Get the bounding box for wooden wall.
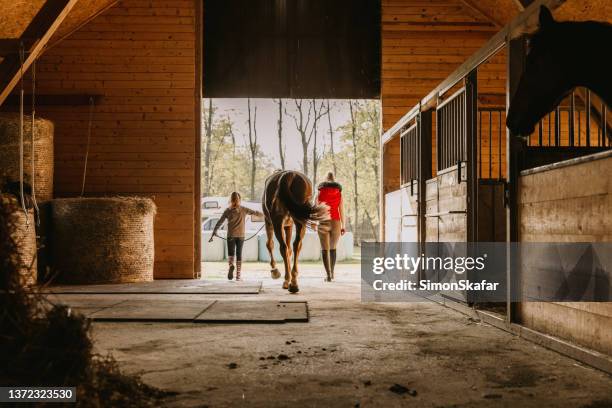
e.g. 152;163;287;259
35;0;199;279
518;151;612;354
381;0;510;132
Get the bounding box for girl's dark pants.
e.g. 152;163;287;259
227;237;244;261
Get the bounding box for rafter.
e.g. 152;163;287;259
0;0;79;106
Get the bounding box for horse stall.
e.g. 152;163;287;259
380;0;611;368
518;150;612;355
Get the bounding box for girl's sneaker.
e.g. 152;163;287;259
228;265;235;280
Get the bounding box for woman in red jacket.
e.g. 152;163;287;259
316;172;345;281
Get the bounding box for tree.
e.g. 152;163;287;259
287;99;313;176
319;99;381;242
326;100;338;176
348;100;359;242
311;99;328;184
275;99;286;170
246;98;258;200
202;99;215;196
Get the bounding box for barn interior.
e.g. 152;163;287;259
0;0;611;406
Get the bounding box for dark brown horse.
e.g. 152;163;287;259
262;170;328;293
507;6;612;136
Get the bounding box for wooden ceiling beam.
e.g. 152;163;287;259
0;0;79;106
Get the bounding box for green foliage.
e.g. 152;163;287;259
201;99;381;240
319;100;380;240
202;112;275;201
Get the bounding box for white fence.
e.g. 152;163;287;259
201;230;354;262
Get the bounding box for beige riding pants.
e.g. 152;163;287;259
318;219;342;250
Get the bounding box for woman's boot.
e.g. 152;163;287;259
321;250;332;281
330;249;337;280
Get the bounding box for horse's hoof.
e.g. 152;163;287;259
288;285;299;294
271;269;281;279
325;277;333;282
282;281;289;289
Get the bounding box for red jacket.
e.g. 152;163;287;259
318;182;342;221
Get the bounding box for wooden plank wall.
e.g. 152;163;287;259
381;0;504;132
518;152;612;354
35;0;198;279
425;165;467;242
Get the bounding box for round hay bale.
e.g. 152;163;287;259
0;194;37;286
51;197;156;284
0;113;54;201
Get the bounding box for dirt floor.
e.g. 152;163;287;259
89;261;612;407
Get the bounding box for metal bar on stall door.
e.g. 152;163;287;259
548;113;552;146
577;99;582;146
478;110;482;178
450;102;454;167
490;111;493;177
586;90;591;147
555;107;561;146
498;110;502;180
538;120;543;146
569;92;575;146
453;99;457;165
603;103;607;147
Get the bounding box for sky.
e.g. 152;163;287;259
208;98;374;170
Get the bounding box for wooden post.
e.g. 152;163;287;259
465;70;478;243
418;108;433;248
506;36;527;323
194;0;203;279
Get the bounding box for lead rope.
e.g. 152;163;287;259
80;97;94;196
31;59;40;225
18;43;29;227
212;223;265;242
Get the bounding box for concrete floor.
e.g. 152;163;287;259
90;262;612;407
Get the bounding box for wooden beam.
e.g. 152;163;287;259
0;94;103;109
0;0;79;106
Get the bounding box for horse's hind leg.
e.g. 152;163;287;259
283;224;293;288
265;220;281;279
273;222;291;290
289;221;306;294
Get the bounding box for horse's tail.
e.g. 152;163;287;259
276;172;329;225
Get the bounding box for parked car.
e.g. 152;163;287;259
201;199;264;233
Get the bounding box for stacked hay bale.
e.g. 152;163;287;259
0;113;54;201
51;197;156;284
0;195;37;287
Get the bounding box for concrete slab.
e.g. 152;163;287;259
46;294;128;317
45;280;262;295
194;300;309;323
88;299;216;322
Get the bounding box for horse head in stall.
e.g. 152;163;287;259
262;170;329;293
506;6;612;136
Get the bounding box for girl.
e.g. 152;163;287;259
210;192;263;281
316;172;345;281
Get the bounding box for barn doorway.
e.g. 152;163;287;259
200;0;382;280
199;98;381;281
